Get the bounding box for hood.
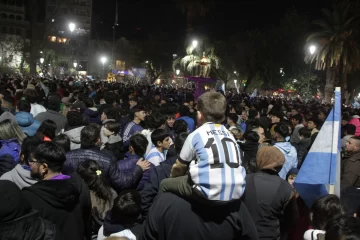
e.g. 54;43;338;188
0;111;16;122
256;146;285;171
15;112;35;127
64;126;84;144
1;164;38;189
274;142;293;154
22;173;83;209
107;134;122;144
83;108;99;118
103;211;141;237
239;141;259;152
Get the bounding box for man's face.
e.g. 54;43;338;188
101;112;107;121
291;110;298;116
342;120;349;126
319;112;326;121
271;115;280;124
291;118;298;127
287;175;296;187
227;117;232;125
256;127;265;143
159;136;171;150
155;95;160;101
29;157;44;180
307;121;315;130
129;100;137;108
345;138;360;152
160;100;166;105
135;110;146;121
241;111;247;120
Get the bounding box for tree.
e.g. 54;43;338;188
306;0;360;103
0;34;29;73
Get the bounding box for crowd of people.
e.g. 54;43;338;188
0;75;360;240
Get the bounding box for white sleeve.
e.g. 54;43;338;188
179;135;195;163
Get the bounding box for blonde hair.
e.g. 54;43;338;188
0;119;26;144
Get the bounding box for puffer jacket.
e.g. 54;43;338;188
64;126;85;150
64;148;143;193
118;152;154;191
82;108;101;125
15;111;40;136
274;142;298;179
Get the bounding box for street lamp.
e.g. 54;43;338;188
192;40;198;49
234;71;237;74
40;57;44;64
307;45;316;97
176;69;180;75
100;56;107;79
145;60;149;64
73;61;78;68
69;23;76;32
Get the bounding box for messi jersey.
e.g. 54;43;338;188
179;122;246;201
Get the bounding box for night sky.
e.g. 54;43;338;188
92;0;330;41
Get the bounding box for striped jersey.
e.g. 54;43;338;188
179;122;246;201
145;147;165;166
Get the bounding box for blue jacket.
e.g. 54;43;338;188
177;116;195;133
15;111;40;136
140;155;177;218
117;152;155;191
64;147;143;193
274;142;298;179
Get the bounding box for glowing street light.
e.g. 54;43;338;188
176;69;180;75
234;71;237;74
100;57;107;79
309;45;316;55
69;23;76;32
145;60;149;64
73;61;78;68
192;40;198;49
234;80;237;84
40;57;44;64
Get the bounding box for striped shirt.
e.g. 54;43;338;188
145;147;165;166
122;121;143;147
179;122;246;201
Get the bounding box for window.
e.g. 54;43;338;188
15;28;21;35
1;13;7;19
9;27;15;34
9;14;15;20
16;15;22;21
1;26;6;33
47;6;56;13
57;38;67;43
48;36;57;42
15;0;22;7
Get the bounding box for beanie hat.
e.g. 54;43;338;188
256;146;285;171
0;180;31;223
67;111;83;127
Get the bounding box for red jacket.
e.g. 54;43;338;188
349;117;360;136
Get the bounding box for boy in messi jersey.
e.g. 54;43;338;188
160;92;246;201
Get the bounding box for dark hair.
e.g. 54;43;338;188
47;94;61;112
325;216;360;240
82;97;94;108
270;109;283;119
345;124;357;136
52;134;71;153
111;190;141;225
173;120;188;135
81;124;101;148
21;136;43;165
151;129;170;146
197;92;226;123
309;118;324;129
129;134;148;156
104;108;119;121
105;121;120;134
17;100;31;112
311;194;345;230
104;92;115;105
274;123;289;138
129;96;138;103
77;160;114;208
67;111;83;127
244;131;260;143
23;89;38;103
175;132;189;154
33;142;66;172
178;105;190;117
291;113;303;123
35;120;57;140
228;113;239;124
299;127;311;138
248;109;259;119
145;112;166;129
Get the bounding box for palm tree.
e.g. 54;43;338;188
173;42;220;78
306;0;360;103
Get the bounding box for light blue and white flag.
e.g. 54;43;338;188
250;88;257;98
294;87;341;208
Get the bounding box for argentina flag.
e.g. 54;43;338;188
294;87;341;208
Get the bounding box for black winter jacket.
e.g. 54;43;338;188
140;155;177;218
239;141;259;173
0;210;59;240
64;147;143;192
22;173;91;240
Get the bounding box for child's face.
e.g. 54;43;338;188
287;175;296;187
159;137;171;150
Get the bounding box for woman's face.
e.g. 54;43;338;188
167;117;175;128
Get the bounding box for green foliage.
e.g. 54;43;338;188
282;69;320;96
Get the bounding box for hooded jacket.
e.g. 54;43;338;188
64;126;85;150
0;164;37;189
102;134;125;160
82;108;101;125
242;146;296;240
274;142;298;179
176;116;195;132
15;111;40;136
22;173;92;240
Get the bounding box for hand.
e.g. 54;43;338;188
136;158;151;171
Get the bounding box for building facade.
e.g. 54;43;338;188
0;0;31;71
44;0;92;75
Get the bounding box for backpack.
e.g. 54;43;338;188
0;139;21;163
